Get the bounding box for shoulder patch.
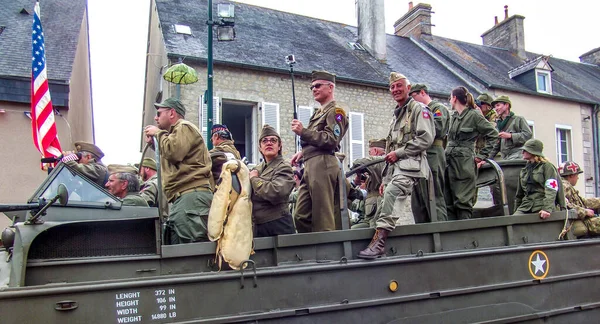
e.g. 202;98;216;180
335;108;346;118
422;110;430;119
545;179;558;191
333;124;341;137
433;109;442;117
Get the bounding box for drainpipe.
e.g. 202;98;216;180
592;104;600;195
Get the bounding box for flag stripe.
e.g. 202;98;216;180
31;1;62;168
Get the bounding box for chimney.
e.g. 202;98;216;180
393;2;433;39
579;47;600;65
481;6;526;58
357;0;386;61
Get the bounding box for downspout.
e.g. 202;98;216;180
593;104;600;196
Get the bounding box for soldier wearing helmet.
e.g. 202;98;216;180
559;161;600;238
514;139;564;218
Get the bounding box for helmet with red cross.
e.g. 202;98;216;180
559;161;583;177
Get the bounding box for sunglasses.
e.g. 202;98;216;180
310;83;329;90
261;138;279;144
156;109;170;117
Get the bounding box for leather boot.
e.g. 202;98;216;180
357;228;389;260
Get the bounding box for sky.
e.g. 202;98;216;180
87;0;600;165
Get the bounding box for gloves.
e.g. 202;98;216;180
61;153;80;163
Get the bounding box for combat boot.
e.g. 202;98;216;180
357;228;389;259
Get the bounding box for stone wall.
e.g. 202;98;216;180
581;105;597;197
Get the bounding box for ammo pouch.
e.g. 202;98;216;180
398;158;420;172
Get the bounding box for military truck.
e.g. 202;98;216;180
0;158;598;323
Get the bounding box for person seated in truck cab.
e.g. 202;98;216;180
559;161;600;238
514;139;564;218
106;165;149;207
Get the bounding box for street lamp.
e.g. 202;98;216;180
205;1;235;149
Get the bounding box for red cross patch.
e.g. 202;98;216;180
566;162;578;173
545;179;558;191
422;111;430;119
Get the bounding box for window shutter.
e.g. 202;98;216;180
297;106;314;127
199;95;220;140
349;112;365;162
261;102;280;133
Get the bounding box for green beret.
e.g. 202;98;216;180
74;141;104;159
141;157;157;171
491;95;511;107
368;138;386;149
107;164;139;175
311;70;336;84
409;83;428;95
154;97;186;117
389;72;407;85
477;93;494;106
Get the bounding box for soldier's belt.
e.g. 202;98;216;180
447;140;474;147
170;185;211;203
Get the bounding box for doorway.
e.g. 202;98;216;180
221;100;257;163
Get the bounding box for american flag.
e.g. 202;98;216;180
31;1;62;166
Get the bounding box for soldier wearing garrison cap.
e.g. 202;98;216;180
105;165;148;207
209;124;241;188
475;93;498;154
488;95;532;160
409;83;450;223
559;161;600;238
144;97;213;244
358;72;435;259
514;139;564;217
350;139;387;229
290;70;349;233
139;157;159;207
249;125;296;237
61;141;108;187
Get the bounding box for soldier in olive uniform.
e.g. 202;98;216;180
144;97;213;244
61;141;108;187
445;87;499;220
105;165;148;207
139;157;158;206
209;124;241;188
409;83;449;222
351;139;386;229
250;125;296;237
475;93;498;155
514;139;563;218
559;161;600;238
357;73;435;259
290;70;349;232
488;95;532;160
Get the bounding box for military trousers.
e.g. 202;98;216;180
375;174;416;231
164;189;213;245
411;145;447;222
445;152;476;220
294;154;340;232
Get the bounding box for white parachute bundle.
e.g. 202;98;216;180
208;160;254;270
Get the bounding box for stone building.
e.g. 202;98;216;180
0;0;93;203
142;0;600;196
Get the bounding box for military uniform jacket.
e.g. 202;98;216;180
140;174;159;206
489;114;532;160
475;109;498;154
250;155;295;224
65;160;108;187
351;156;385;195
428;100;450;142
300;101;349;161
384;98;434;182
446;108;498;160
155;119;212;202
210;140;241;183
515;161;561;213
122;193;149;207
562;179;600;219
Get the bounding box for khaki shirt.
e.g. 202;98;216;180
489;114;532;160
250;155;295;224
515;161;559;213
446;107;498;160
122;192;149;207
140;174;159;206
209;140;241;185
384;98;434;182
300;101;349;161
155;119;212;202
65;160;108;187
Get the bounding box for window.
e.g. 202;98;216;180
198;95;221;141
555;125;572;164
536;70;552;94
527;120;535;136
297;106;315;152
174;24;192;35
349;112;365;163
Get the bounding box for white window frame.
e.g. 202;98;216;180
555;124;572;165
261;102;280;133
527;120;535;137
349;112;365;163
536;70;552;94
296;105;315;152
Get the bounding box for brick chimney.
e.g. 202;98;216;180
393;2;433;38
481;5;526;58
579;47;600;65
357;0;386;61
